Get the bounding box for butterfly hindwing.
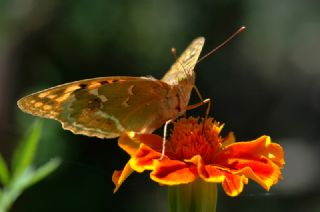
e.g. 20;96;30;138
18;77;180;138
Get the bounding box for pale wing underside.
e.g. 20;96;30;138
18;76;179;139
161;37;205;85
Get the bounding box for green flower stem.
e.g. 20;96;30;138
168;180;217;212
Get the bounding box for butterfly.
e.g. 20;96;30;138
17;37;205;139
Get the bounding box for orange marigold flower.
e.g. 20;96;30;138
112;117;285;197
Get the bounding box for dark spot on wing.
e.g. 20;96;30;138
79;84;88;89
42;97;52;103
74;83;88;92
99;81;109;85
88;98;102;111
99;79;120;84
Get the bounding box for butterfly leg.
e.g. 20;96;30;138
192;85;211;117
160;119;173;160
186;98;211;118
202;98;211;133
186;98;211;134
192;85;212;132
193;85;204;101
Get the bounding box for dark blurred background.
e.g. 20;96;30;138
1;0;320;211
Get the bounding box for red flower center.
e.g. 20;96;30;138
166;118;223;163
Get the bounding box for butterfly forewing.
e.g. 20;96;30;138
18;77;180;138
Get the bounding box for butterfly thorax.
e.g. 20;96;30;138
161;60;196;111
176;79;195;115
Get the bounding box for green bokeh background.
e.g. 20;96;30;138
1;0;320;211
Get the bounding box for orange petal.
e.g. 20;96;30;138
216;135;284;167
214;135;284;190
112;162;134;193
228;159;282;190
118;132;163;157
186;155;225;183
221;132;236;148
188;156;248;197
150;159;197;185
221;172;248;197
130;144;162;172
137;134;163;151
118;132;141;156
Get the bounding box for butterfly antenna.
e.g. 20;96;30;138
192;85;211;134
197;26;246;64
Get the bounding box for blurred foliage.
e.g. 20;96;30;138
0;121;60;212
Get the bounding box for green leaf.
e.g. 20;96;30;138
0;120;61;212
0;168;35;212
0;154;10;186
11;120;42;178
27;158;61;188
